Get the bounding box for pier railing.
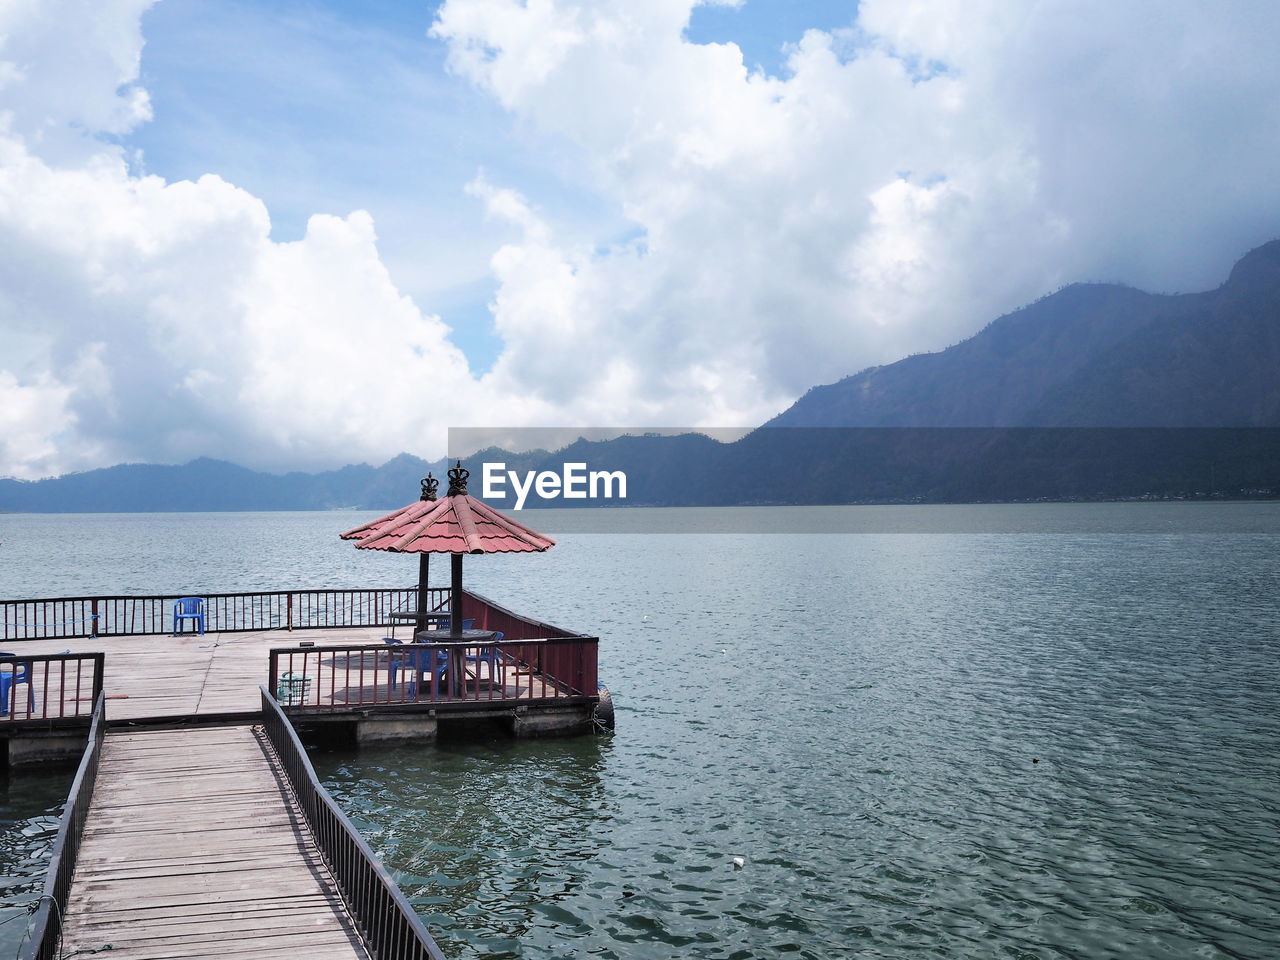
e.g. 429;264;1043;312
461;589;599;695
0;652;105;725
19;693;106;960
266;588;598;710
260;688;447;960
0;587;450;640
268;633;598;711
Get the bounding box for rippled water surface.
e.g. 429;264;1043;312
318;525;1280;959
0;770;73;956
2;506;1279;958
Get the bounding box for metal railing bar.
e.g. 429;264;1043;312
18;692;107;960
0;653;104;725
1;587;451;640
259;687;446;960
266;636;599;710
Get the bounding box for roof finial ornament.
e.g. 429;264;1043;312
447;460;469;497
420;473;438;501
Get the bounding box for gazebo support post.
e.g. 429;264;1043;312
450;553;464;636
416;553;430;617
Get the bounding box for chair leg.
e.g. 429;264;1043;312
0;677;33;716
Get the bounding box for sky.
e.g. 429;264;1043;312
2;0;1280;479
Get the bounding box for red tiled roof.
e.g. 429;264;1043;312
339;494;555;554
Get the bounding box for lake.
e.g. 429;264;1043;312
2;504;1279;958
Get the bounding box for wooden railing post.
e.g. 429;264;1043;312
91;653;105;703
287;593;294;632
90;599;99;639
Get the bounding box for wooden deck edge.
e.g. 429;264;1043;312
284;694;599;717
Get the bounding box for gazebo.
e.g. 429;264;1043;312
339;461;556;639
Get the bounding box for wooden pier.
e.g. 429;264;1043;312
17;688;447;960
2;587;606;959
2;586;607;960
5;625;404;723
60;725;369;960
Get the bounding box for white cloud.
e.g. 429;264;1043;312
0;0;154;160
0;128;493;474
0;369;79;477
2;0;1280;478
0;1;495;478
433;0;1280;393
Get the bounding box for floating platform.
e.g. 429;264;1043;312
1;588;607;764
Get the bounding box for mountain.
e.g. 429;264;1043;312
4;239;1279;512
770;239;1280;428
0;454;449;513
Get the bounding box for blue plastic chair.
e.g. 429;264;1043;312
0;653;34;716
465;630;505;680
388;646;448;697
173;597;206;636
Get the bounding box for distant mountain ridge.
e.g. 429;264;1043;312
3;238;1279;511
770;239;1280;428
0;454;450;513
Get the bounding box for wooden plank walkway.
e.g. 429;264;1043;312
9;626;556;722
59;725;371;960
